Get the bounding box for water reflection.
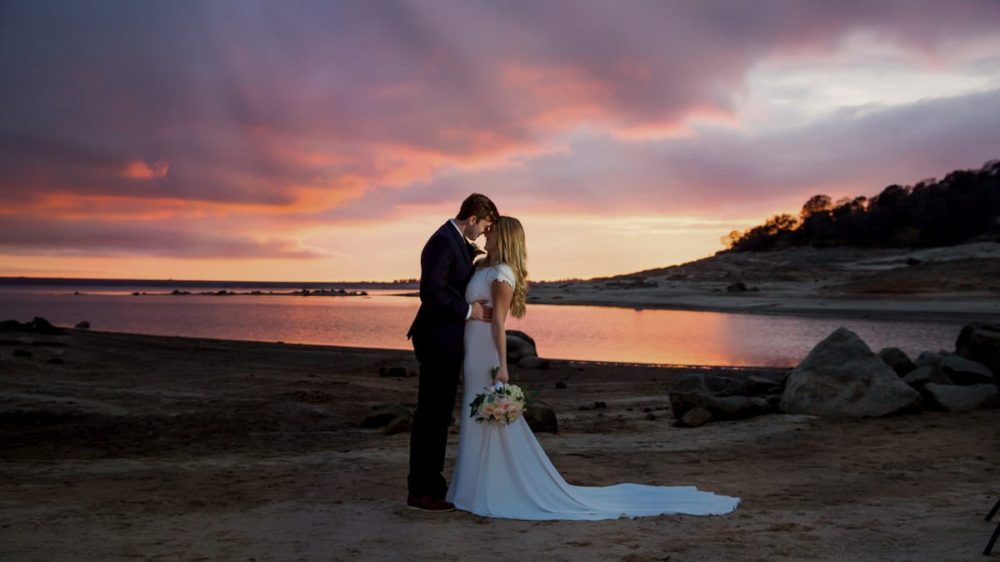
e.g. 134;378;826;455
508;305;961;367
0;289;964;367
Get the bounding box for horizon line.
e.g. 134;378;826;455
0;273;598;285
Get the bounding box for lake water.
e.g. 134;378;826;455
0;285;965;367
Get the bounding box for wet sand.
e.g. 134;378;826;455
1;329;998;561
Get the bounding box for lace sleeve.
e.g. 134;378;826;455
492;264;517;288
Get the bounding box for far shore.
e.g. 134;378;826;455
525;291;1000;323
526;242;1000;324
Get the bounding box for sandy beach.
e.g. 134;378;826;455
2;328;998;561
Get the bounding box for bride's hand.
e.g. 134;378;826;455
494;365;510;384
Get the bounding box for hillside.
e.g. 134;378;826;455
529;242;1000;321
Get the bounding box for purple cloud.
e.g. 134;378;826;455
1;0;999;264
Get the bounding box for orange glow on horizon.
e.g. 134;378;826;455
0;211;758;282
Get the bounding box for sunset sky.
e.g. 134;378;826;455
2;1;1000;281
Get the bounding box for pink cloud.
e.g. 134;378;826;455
2;0;999;275
121;160;170;180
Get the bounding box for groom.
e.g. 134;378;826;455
406;193;498;512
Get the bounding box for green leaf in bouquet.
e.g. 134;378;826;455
469;394;485;418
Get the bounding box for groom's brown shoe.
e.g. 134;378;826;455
406;494;455;512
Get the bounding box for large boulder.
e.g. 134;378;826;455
878;347;916;376
780;328;921;417
506;330;538;363
956;323;1000;377
939;355;994;386
923;383;1000;412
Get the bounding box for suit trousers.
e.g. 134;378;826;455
407;345;462;498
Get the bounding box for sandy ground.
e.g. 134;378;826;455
530;243;1000;322
1;329;999;561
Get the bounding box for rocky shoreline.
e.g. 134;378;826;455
667;324;1000;429
1;324;998;561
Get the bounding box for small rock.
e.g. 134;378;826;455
939;355;994;386
378;367;408;378
726;282;748;293
744;373;788;396
593;401;607;410
923;383;1000;412
554;381;567;389
956;323;1000;377
902;365;952;388
13;349;32;358
47;357;65;365
915;351;944;368
878;347;916;376
645;413;657;421
524;401;558;433
676;407;712;428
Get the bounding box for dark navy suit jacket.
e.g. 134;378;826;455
407;221;476;363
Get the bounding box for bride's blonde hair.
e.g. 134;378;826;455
490;216;528;318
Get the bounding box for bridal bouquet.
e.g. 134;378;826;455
469;367;526;425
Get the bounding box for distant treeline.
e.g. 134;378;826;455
723;159;1000;252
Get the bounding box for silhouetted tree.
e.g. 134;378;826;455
723;159;1000;252
800;194;832;220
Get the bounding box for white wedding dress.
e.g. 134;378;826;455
446;263;740;520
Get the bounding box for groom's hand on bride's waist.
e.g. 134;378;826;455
471;300;492;322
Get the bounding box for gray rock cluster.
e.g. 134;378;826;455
670;324;999;427
782;325;998;415
668;370;787;427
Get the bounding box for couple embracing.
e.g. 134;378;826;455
406;194;739;520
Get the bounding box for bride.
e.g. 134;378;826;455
446;216;740;520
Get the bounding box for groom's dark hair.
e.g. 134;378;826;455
456;193;499;222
